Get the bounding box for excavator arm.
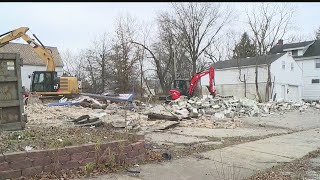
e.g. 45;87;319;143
187;65;215;96
0;27;56;71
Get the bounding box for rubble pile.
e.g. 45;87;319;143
25;94;320;130
146;96;320;123
158;96;262;120
258;101;320;113
25;103;93;126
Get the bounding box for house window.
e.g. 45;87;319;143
316;60;320;68
291;63;294;71
282;61;285;69
312;79;320;84
292;50;298;56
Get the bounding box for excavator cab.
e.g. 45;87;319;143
30;71;59;92
173;79;190;96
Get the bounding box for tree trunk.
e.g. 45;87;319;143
255;62;262;102
140;63;143;97
265;64;271;102
192;58;197;75
101;56;106;93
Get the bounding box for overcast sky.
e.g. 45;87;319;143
1;2;320;55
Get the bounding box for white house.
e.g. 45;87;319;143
270;40;320;101
0;42;64;91
201;53;303;102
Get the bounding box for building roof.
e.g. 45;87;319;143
269;40;320;58
0;42;64;67
302;39;320;57
213;53;285;70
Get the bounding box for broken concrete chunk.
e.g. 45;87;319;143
111;120;126;128
214;112;225;119
225;111;235;118
190;108;199;118
175;108;190;118
263;107;269;114
212;105;220;109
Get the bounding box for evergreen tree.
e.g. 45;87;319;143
233;32;257;59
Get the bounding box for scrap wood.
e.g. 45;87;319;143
147;113;179;121
74;120;103;127
155;121;179;130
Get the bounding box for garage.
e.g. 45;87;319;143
287;85;300;102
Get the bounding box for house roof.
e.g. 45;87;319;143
302;39;320;57
0;42;64;67
213;53;286;70
269;40;320;58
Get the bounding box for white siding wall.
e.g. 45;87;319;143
270;54;302;85
270;54;302;102
21;65;63;91
296;58;320;100
201;54;303;102
201;65;268;99
201;66;268;86
271;54;303;101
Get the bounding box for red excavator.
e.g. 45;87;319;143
168;65;216;100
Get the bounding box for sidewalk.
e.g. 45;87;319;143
85;128;320;180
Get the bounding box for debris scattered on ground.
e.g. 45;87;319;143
0;126;139;153
146;96;320;122
162;152;172;160
25;94;320;131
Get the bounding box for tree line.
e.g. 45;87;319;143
62;3;319;100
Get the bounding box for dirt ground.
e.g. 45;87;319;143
0;125;139;153
8;101;319;179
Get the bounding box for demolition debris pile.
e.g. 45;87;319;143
25;95;320;130
146;96;320;121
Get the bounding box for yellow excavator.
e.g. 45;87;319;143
0;27;79;97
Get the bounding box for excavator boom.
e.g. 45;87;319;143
0;27;56;71
187;65;215;96
169;65;216;100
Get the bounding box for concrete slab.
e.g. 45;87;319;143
242;109;320;130
136;128;320;180
170;127;289;138
80;174;140;180
145;132;208;145
310;157;320;168
199;141;223;146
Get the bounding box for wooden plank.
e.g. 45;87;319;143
0;122;24;131
0;100;19;107
147;113;179;121
0;77;18;82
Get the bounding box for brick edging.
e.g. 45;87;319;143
0;135;145;179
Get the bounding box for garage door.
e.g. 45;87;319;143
287;85;299;102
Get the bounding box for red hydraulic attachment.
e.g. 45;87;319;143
188;65;215;96
169;89;181;100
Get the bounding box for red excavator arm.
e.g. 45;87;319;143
187;65;215;96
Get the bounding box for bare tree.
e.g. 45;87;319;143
247;3;295;55
131;13;184;93
61;49;85;79
110;14;141;94
166;3;232;75
246;3;295;102
204;30;238;63
78;33;113;93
